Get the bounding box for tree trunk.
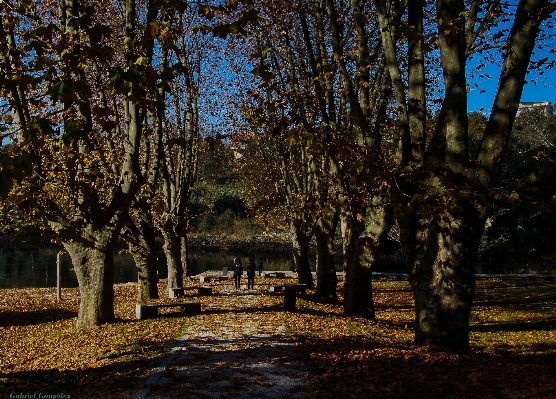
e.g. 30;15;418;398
132;242;159;302
314;212;339;300
343;202;393;318
396;195;485;350
162;228;184;291
63;236;116;329
124;211;159;302
291;220;314;288
181;234;191;278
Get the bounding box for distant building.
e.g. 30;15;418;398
516;101;552;116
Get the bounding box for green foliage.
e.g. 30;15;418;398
214;195;245;218
216;208;236;233
194;207;262;237
478;107;556;273
197;213;217;232
230;215;261;238
190;184;243;212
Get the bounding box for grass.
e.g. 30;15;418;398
0;278;555;398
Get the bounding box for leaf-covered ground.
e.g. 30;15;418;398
0;277;555;398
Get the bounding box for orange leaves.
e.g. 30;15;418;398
143;22;160;40
1;279;556;397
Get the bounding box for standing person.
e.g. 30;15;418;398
246;258;256;290
233;257;243;290
257;257;263;276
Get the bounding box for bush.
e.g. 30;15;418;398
197;213;217;232
216;209;236;233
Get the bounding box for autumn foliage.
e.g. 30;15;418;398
1;278;555;398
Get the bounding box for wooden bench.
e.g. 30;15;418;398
263;272;286;278
169;286;213;298
136;302;201;320
268;284;306;293
199;275;229;283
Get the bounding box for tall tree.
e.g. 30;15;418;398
234;0;395;303
229;0;332;291
0;0;183;327
377;0;556;349
154;7;202;292
317;0;398;313
122;2;169;303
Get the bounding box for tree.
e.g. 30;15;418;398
377;0;556;349
155;8;202;291
0;0;184;327
323;0;397;316
224;0;327;290
230;0;396;304
121;4;171;304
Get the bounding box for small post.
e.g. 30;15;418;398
56;252;61;300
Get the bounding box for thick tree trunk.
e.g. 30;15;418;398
162;229;184;291
314;213;339;300
132;243;159;302
160;214;189;291
63;236;116;329
396;196;485;350
291;220;314;288
343;202;393;318
124;212;159;302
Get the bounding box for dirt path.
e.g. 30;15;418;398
132;293;312;399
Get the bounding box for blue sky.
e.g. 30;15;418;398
466;19;556;114
468;72;556;114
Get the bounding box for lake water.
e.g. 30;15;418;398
0;248;305;289
0;245;411;289
1;246;554;289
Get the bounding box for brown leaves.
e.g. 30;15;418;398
1;279;555;398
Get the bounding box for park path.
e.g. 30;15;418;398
132;292;312;399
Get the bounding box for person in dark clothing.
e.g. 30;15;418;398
233;257;243;290
257;257;263;276
246;258;256;290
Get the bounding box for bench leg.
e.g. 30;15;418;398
197;286;213;296
136;304;158;320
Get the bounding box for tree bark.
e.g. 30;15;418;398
291;219;314;288
181;234;191;278
314;211;339;300
161;221;185;291
343;201;393;318
63;234;116;329
124;212;159;302
407;0;426;165
437;0;469;175
394;190;486;350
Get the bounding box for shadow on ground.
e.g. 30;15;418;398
1;352;167;399
0;308;77;327
295;335;556;399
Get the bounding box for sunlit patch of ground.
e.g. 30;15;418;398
0;278;554;398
